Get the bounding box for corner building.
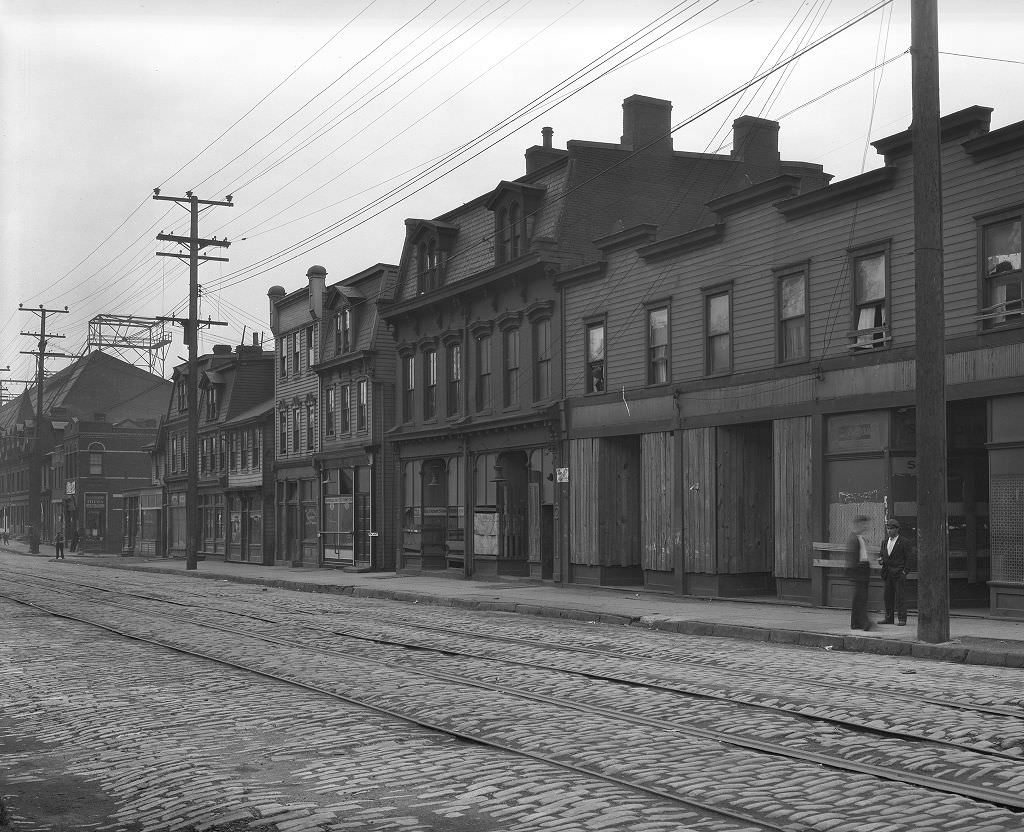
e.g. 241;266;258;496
380;94;829;582
560;105;1024;617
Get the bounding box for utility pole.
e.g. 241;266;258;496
0;366;10;406
153;189;232;571
18;304;70;554
912;0;949;643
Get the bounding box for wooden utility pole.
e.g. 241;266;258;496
18;304;70;554
912;0;949;643
154;189;232;570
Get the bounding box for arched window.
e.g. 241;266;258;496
88;442;105;475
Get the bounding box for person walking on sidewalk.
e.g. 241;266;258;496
847;514;876;631
54;530;65;560
70;528;80;552
879;519;913;625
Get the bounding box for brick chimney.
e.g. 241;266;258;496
307;264;327;319
621;95;673;153
525;126;567;173
732;116;780;170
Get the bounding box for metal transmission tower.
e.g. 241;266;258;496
87;314;173;375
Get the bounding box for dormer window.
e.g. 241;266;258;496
177;380;187;412
418;238;441;294
487;181;544;266
336;307;353;353
206;386;219;420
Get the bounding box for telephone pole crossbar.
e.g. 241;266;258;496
153;189;233;570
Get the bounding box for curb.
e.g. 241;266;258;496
10;553;1023;668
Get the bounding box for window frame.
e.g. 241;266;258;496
402;353;415;423
978;208;1024;329
502;327;519;409
338;384;351;434
446;342;462;417
584;318;606;394
848;242;891;351
533;316;552;402
703;284;733;377
292;332;301;374
88;442;104;475
423;348;437;420
475;331;492;413
645;302;670;385
325;386;336;437
775;265;810;365
291;406;300;453
356;379;368;431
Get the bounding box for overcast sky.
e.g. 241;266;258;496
2;0;1022;392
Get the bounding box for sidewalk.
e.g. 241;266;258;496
4;539;1023;667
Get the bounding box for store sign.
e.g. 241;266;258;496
65;482;76;496
85;493;106;510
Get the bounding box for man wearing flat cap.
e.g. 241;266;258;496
879;519;914;625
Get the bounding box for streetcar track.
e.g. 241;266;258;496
3;571;1024;817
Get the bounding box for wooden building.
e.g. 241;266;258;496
560;105;1024;616
162;339;275;563
380;94;829;582
269;263;400;570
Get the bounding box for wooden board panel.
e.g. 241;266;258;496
773;416;814;579
682;426;716;573
715;423;772;574
641;432;675;571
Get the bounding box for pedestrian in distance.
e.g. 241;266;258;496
54;530;65;560
879;519;913;625
70;528;80;552
847;514;876;631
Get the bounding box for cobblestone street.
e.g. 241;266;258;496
2;557;1023;832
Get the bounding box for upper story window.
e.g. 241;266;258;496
357;379;368;431
205;386;219;420
475;333;492;412
291;406;300;452
447;343;462;417
586;321;605;393
647;306;669;384
279;340;287;377
533;318;551;401
306;326;315;368
339;384;350;434
423;349;437;420
980;214;1022;326
402;354;415;422
292;332;301;374
279;409;287;454
252;428;262;470
88;442;104;475
503;328;519;408
336;307;352;353
306;401;315;450
508;202;522;259
325;386;336;436
850;248;890;350
705;288;732;375
177;381;187;412
777;269;808;363
417;239;440;294
219;433;227;471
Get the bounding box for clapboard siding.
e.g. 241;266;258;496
641;431;674;571
773;416;814;579
682;426;716;573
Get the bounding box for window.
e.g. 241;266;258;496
306;401;315;450
253;429;262;470
292;406;300;452
219;433;227;471
777;271;808;362
230;432;238;471
423;349;437;419
533;318;551;401
647;307;669;384
586;322;605;393
306;325;315;367
292;332;301;373
851;251;888;349
279;340;287;377
495;200;525;264
417;239;440;294
89;442;104;475
279;411;287;456
338;385;350;434
503;328;519;408
476;334;491;412
336;307;352;353
447;343;462;417
509;202;522;259
177;381;187;412
325;387;336;436
206;386;219;420
357;380;367;431
981;216;1022;325
705;290;731;374
403;355;415;422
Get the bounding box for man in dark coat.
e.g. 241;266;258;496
847;514;875;631
879;519;913;625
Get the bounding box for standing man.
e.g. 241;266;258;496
879;519;913;625
847;514;876;631
54;529;65;560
